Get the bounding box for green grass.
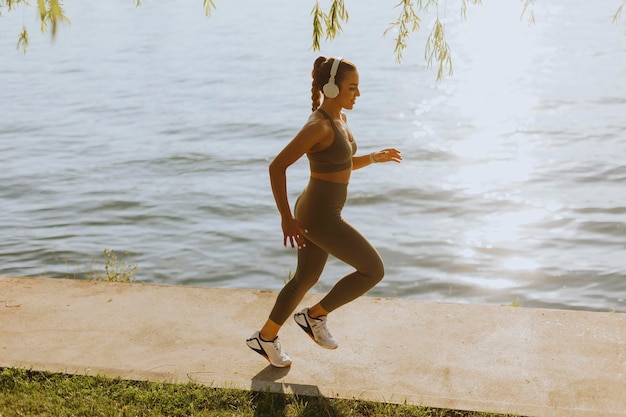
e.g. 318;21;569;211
0;368;522;417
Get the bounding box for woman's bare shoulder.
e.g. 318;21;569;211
301;112;333;137
299;112;334;151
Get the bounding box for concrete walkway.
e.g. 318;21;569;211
0;276;624;417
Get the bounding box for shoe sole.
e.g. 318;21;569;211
294;313;338;350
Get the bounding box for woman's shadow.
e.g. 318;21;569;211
250;364;320;396
251;365;334;417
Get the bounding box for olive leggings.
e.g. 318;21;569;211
269;177;384;325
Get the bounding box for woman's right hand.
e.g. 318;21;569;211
282;216;308;249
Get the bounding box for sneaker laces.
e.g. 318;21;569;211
310;315;333;338
269;337;289;360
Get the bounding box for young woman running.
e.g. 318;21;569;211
246;56;402;367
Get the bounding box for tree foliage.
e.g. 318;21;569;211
311;0;349;52
613;0;625;23
2;0;70;53
2;0;625;79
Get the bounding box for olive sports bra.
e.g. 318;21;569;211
307;109;357;173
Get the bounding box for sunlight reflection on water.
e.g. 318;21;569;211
430;1;571;288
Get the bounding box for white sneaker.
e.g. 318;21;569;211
246;331;292;368
294;308;338;350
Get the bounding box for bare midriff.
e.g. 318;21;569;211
310;168;351;184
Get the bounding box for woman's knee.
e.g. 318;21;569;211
363;256;385;283
289;271;319;294
374;260;385;282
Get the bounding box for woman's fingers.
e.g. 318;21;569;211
294;225;308;249
283;219;308;249
378;148;402;163
285;232;307;249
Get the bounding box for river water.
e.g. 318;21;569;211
1;0;625;312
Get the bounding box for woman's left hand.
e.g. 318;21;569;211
373;148;402;163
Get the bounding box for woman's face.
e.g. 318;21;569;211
337;69;360;110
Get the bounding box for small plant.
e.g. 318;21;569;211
100;249;138;283
283;269;295;285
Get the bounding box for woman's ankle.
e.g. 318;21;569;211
260;319;281;341
308;304;329;319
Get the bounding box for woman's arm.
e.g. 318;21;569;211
269;121;330;248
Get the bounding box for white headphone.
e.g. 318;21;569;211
322;57;342;99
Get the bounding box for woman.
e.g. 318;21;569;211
246;56;402;367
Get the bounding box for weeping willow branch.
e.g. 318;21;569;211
1;0;25;11
325;0;348;39
38;0;70;37
311;1;324;51
311;0;349;51
17;26;28;53
203;0;216;17
3;0;70;52
383;0;445;63
425;18;453;81
4;1;625;79
1;0;28;52
521;0;536;25
384;0;422;63
613;1;625;24
461;0;482;20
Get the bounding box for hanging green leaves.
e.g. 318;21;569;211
384;0;422;63
521;0;536;25
37;0;70;38
612;1;624;24
311;0;349;51
461;0;482;20
3;0;625;80
425;18;452;81
17;25;28;53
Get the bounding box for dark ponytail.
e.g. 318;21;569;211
311;56;327;112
